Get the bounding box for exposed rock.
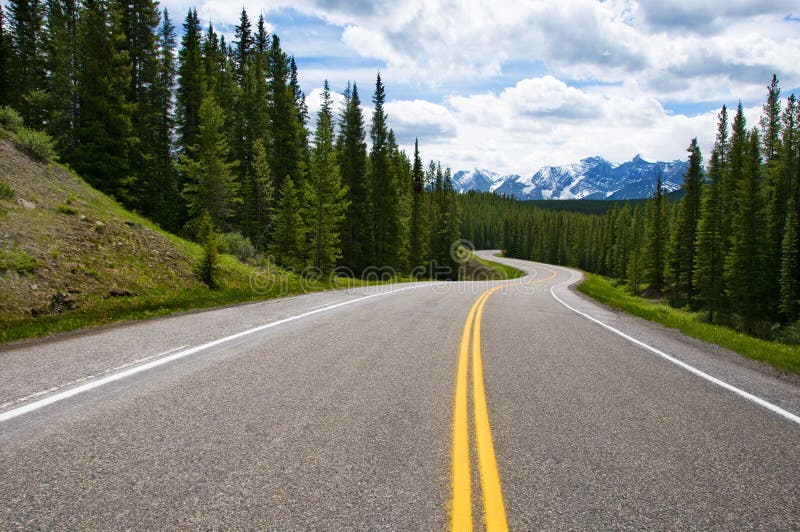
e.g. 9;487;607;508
108;288;133;297
17;198;36;209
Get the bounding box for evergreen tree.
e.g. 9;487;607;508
305;80;349;271
369;72;403;269
666;138;703;306
179;95;239;232
761;76;786;318
643;176;667;290
70;0;135;202
267;35;305;194
409;138;430;273
780;198;799;321
269;175;306;271
8;0;46;125
240;139;273;248
694;108;728;321
626;205;645;293
43;0;79;154
176;8;202;154
233;8;252;83
780;95;800;321
119;0;161;211
147;8;178;229
725;129;767;333
725;103;748;246
337;82;373;274
0;6;11;107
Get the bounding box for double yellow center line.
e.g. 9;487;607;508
451;270;556;531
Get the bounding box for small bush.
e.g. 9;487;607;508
196;212;221;289
0;249;44;274
223;232;256;262
0;106;24;132
0;179;13;200
56;204;78;215
17;128;58;161
773;322;800;345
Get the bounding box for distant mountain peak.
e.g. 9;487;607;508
456;155;689;200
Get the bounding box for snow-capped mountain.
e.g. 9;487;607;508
451;168;509;193
457;155;688;200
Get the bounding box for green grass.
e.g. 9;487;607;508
578;272;800;375
0;255;406;344
472;255;526;279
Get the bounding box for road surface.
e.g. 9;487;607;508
1;252;798;529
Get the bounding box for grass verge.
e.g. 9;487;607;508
0;254;405;344
471;255;526;280
577;272;800;375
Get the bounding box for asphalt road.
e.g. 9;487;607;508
1;252;798;529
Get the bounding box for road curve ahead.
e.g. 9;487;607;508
1;252;798;529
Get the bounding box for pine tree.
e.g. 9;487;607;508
147;8;178;230
240;139;273;248
267;35;305;194
409;138;430;273
305;80;349;271
694;107;728;321
780;198;799;321
725;129;767;333
369;72;403;269
779;94;800;321
643;176;667;290
666;138;703;306
8;0;46;125
43;0;79;155
232;8;252;83
0;6;11;107
269;175;306;271
761;76;786;319
337;82;373;275
70;0;135;202
119;0;161;211
626;205;645;293
179;95;239;232
176;8;202;155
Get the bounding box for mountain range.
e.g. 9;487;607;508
452;155;688;200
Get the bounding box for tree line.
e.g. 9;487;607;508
0;1;462;278
461;75;800;338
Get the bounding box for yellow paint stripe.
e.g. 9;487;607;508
451;290;490;531
451;266;558;531
471;286;509;532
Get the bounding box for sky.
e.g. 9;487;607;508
158;0;800;176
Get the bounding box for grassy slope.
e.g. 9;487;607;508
474;255;526;279
578;273;800;375
0;136;386;343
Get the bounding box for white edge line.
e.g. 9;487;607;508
549;268;800;426
0;283;427;423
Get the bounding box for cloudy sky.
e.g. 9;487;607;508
161;0;800;176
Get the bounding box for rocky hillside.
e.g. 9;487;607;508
0;136;202;322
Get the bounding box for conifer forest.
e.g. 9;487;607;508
461;76;800;338
0;1;461;278
2;0;799;339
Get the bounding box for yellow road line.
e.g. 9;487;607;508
452;289;492;531
451;267;558;531
472;286;508;531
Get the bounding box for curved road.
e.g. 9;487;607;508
1;253;798;529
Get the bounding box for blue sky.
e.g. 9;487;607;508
161;0;800;175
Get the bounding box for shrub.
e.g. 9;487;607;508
0;179;13;200
0;106;24;132
17;128;58;161
0;248;44;274
223;231;256;262
196;212;221;289
56;204;78;215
